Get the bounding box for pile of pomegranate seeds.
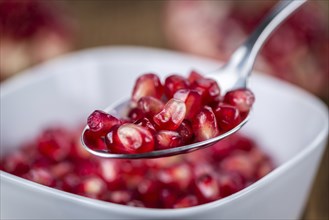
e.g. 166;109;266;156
84;70;255;154
0;126;274;208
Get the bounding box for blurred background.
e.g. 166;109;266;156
0;0;328;219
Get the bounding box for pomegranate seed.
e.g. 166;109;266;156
155;130;183;150
50;162;73;179
75;160;99;177
221;154;255;180
87;110;121;136
37;128;71;162
127;200;145;207
105;123;155;154
194;173;220;202
174;89;202;119
223;88;255;113
2;151;30;175
77;176;107;199
231;134;255;152
176;120;194;144
153;98;186;130
218;172;244;197
191;78;220;104
134;117;157;134
159;188;178;208
158;163;192;190
104;190;132;204
257;161;274;179
137;179;161;207
24;168;56;187
82;129;107;151
188;70;203;84
127;107;145;121
99;159;122;190
173;195;198;208
214;103;241;131
60;173;80;193
137;96;164;117
208;137;235;160
164;74;189;98
192;106;218;141
131;73;164;103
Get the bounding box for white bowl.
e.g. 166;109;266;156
1;46;328;219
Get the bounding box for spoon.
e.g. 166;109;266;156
81;0;306;159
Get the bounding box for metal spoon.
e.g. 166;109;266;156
81;0;306;159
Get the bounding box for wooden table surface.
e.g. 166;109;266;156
50;1;329;219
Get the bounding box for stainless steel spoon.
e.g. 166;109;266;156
81;0;306;159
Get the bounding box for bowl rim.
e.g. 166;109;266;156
1;46;328;217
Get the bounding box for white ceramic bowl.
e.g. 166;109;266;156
1;46;328;219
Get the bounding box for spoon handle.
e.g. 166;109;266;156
228;0;307;88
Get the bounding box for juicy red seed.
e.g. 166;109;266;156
37;128;71;162
188;70;203;84
131;73;164;103
174;89;202;119
192;106;218;141
134;117;157;134
177;120;194;143
82;129;107;151
194;173;220;202
127;107;145;121
214;103;241;131
23;168;56;187
2;152;30;175
105;123;155;154
103;190;132;204
137;96;164;117
50;162;73;179
159;188;178;208
157;163;193;189
155;130;183;150
164;74;189;98
223;88;255;113
153;98;186;130
77;176;107;199
75;160;99;177
87;110;122;136
218;172;244;197
60;173;81;193
221;154;255;181
191;78;220;104
137;179;160;207
173;195;198;208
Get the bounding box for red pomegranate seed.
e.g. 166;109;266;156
155;130;183;150
192;106;218;141
75;160;99;177
24;168;56;187
153;98;186;130
37;128;71;162
176;120;194;144
194;173;220;202
188;70;203;84
134;117;157;134
137;179;161;207
2;151;30;175
131;73;164;103
191;78;220;104
105;123;155;154
223;88;255;113
77;176;107;199
87;110;121;136
99;159;123;190
82;129;107;151
221;154;256;180
174;89;202;119
50;162;73;179
164;74;189;98
127;200;145;207
158;163;192;190
218;172;244;197
103;190;132;204
214;103;241;131
137;96;164;117
60;173;80;193
231;134;255;152
159;188;178;208
256;161;274;179
173;195;198;208
127;107;145;121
